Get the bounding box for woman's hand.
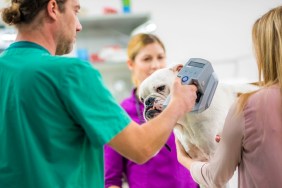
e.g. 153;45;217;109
175;138;194;170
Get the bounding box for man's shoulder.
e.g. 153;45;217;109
48;56;90;66
45;56;98;73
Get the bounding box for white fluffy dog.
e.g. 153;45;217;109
139;64;259;161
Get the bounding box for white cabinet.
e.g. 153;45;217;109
76;13;150;102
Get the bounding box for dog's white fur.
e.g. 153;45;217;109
139;64;259;161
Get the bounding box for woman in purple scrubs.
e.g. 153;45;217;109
104;33;198;188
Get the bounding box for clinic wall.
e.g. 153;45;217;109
131;0;281;83
78;0;281;83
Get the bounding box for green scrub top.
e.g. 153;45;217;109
0;41;131;188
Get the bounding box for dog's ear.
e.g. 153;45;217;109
170;64;183;73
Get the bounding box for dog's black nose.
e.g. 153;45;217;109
145;97;155;106
146;110;156;119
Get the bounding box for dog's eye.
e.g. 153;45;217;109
140;97;144;103
156;85;166;93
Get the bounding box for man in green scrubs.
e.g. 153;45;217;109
0;0;197;187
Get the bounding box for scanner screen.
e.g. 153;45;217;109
189;61;205;68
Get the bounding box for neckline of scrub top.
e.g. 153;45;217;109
7;41;51;55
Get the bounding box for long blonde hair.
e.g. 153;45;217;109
127;33;166;86
238;6;282;111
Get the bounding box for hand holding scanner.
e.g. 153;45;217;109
163;58;218;113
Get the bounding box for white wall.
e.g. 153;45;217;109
132;0;281;83
78;0;281;83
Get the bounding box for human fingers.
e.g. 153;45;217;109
172;77;197;100
170;77;198;115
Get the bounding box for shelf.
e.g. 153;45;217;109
75;13;151;64
78;13;150;35
75;13;151;102
76;13;151;53
76;13;150;102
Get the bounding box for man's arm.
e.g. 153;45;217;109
108;77;197;164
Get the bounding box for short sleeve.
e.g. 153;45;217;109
60;60;131;147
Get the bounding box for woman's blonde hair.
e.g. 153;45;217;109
237;6;282;111
127;33;166;86
127;33;165;61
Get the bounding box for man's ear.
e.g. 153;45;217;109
170;64;183;73
46;0;59;21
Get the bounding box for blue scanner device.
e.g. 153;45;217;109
163;58;218;113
